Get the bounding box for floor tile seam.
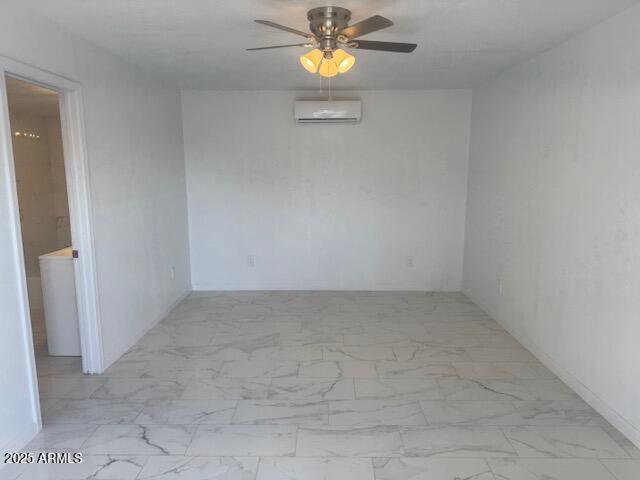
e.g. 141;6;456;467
75;453;632;459
495;425;629;459
494;426;520;457
598;458;627;480
75;423;101;451
133;455;153;480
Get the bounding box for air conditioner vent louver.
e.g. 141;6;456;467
294;100;361;124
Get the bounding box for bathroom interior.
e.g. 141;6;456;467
7;77;82;378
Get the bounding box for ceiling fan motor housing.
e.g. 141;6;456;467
307;6;351;53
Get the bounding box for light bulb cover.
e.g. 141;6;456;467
319;58;338;77
332;49;356;73
300;49;323;73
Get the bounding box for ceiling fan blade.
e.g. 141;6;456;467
254;20;311;38
339;15;393;39
246;43;312;51
351;40;417;53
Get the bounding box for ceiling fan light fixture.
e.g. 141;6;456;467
319;57;339;77
332;49;356;73
252;7;417;78
300;48;323;73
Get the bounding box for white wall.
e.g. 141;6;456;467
46;115;72;249
10;112;63;277
183;90;471;291
464;4;640;447
0;3;190;454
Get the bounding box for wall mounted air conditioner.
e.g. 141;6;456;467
294;100;361;124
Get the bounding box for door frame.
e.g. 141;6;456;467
0;56;104;390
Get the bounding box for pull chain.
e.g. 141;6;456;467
319;75;332;100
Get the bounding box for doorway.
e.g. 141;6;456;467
6;76;82;376
0;57;104;438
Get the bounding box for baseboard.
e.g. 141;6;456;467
133;288;191;345
101;289;191;371
0;420;39;458
191;284;460;292
464;290;640;450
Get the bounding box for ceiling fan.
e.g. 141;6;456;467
247;6;418;78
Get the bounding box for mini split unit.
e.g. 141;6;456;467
294;100;362;124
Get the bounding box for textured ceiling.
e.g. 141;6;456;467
21;0;639;90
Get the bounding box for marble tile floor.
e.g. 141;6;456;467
4;292;639;479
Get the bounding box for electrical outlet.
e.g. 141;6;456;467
247;255;255;267
170;266;175;280
406;256;415;268
497;277;503;296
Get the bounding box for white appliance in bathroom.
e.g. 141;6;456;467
38;247;81;356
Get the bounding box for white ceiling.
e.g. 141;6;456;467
21;0;639;90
